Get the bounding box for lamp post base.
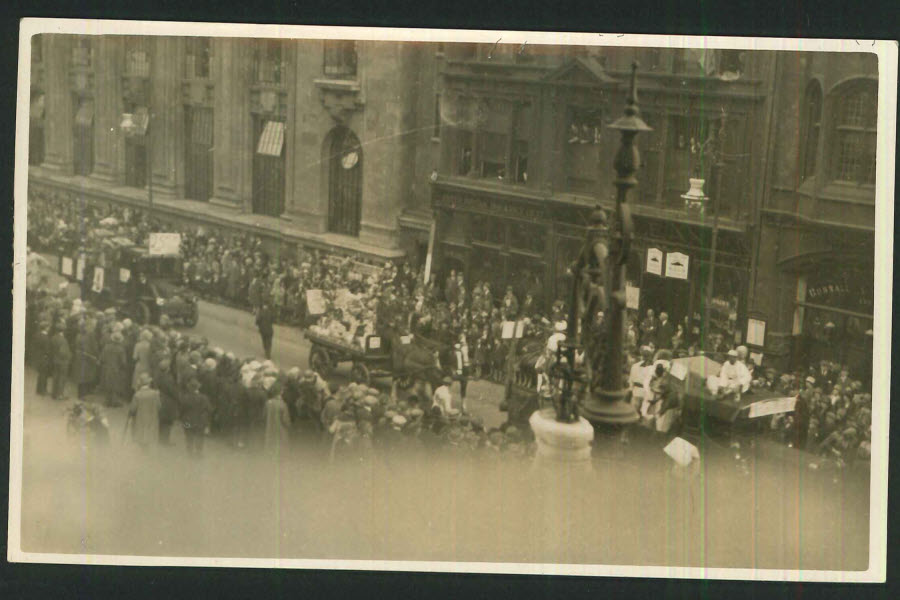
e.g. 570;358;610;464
529;408;595;471
580;388;640;426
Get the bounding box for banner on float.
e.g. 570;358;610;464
747;396;797;419
148;232;182;256
646;248;663;276
91;267;105;293
306;289;326;316
75;256;86;281
665;252;689;280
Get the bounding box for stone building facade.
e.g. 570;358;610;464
751;51;878;375
28;34;441;263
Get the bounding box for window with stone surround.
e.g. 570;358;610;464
184;37;211;79
125;37;151;77
800;81;822;181
254;40;284;85
71;36;93;68
830;79;877;186
323;40;357;79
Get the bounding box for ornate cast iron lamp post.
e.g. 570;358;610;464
577;61;650;428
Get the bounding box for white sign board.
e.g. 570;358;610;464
400;335;412;345
663;437;700;467
747;318;766;347
514;320;526;339
119;268;131;283
306;289;326;316
368;336;381;350
665;252;690;280
75;256;86;281
148;232;182;256
669;361;688;381
747;396;797;419
61;257;73;276
91;266;105;293
625;284;640;310
646;248;663;276
501;321;516;340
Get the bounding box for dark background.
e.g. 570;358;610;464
1;1;897;599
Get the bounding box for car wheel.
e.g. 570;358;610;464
350;363;370;385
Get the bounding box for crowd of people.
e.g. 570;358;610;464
26;190;873;469
25;270;535;461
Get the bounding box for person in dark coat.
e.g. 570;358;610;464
155;357;179;445
99;330;128;407
50;319;71;400
180;378;212;458
655;311;675;350
255;302;275;360
33;323;52;397
71;318;100;399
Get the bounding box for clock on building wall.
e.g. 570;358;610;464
341;150;359;169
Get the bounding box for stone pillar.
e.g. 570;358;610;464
43;35;74;174
91;36;124;184
210;38;252;210
529;408;594;471
149;36;182;198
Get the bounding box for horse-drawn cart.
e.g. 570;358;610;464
304;329;443;388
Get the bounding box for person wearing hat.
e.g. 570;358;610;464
264;378;292;456
655;311;674;351
255;301;275;360
629;345;654;415
180;378;212;457
432;375;455;416
155;357;179;445
452;332;471;410
131;329;154;392
718;349;751;398
99;330;128;407
128;372;161;450
33;321;53;397
49;318;72;401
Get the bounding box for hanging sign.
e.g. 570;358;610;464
91;266;105;293
746;318;766;347
61;257;73;277
514;320;526;339
665;252;689;280
75;256;86;281
625;284;640;310
119;267;131;283
501;321;516;339
646;248;663;276
148;232;182;256
306;289;326;316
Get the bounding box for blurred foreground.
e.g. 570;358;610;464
18;369;869;570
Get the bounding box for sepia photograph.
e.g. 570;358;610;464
8;20;896;582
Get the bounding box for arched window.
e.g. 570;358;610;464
800;81;822;181
830;79;877;185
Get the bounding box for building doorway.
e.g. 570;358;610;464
327;127;363;236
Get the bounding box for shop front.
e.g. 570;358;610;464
431;180;752;338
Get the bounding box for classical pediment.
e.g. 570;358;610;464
542;57;620;88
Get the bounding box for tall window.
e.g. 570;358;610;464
323;40;357;78
125;37;151;77
184;37;211;79
71;36;92;67
565;106;603;193
254;40;283;84
831;81;877;185
800;81;822;181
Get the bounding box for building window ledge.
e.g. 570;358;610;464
313;78;361;93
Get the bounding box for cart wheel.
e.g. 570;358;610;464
351;363;370;385
309;347;331;377
396;374;413;390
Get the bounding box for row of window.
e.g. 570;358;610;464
33;36;359;84
800;79;877;186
